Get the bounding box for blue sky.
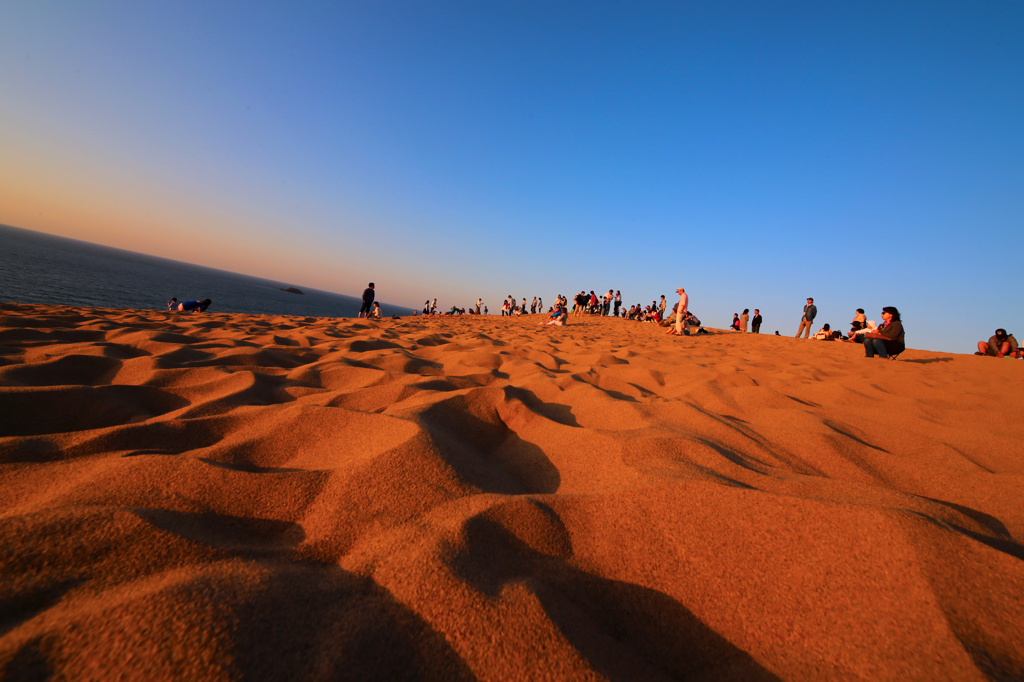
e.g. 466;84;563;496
1;1;1021;352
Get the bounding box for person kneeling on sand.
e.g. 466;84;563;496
175;299;211;313
863;307;905;359
539;304;568;326
977;329;1020;358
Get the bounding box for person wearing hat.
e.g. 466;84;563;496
977;329;1019;358
796;297;817;338
665;287;689;336
863;306;905;358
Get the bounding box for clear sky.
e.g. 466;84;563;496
2;1;1021;353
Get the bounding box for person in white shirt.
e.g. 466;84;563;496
665;287;689;336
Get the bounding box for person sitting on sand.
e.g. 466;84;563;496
863;307;905;359
539;303;568;326
175;299;211;313
977;329;1020;358
730;314;740;331
851;308;867;334
848;318;877;344
166;297;178;311
371;302;382;319
812;323;833;340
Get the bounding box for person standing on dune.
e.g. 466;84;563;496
358;283;375;318
665;287;689;336
796;297;816;338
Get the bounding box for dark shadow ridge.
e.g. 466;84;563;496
0;385;189;437
686;403;827;478
821;419;891;454
0;579;85;638
902;358;953;364
0;636;54;681
921;496;1014;540
230;566;476;682
417;392;561;495
131;508;306;554
570;373;639;403
348;338;404;352
502;386;580;428
448;513;780;681
0;354;121;387
196;457;306;475
953;630;1024;682
697;438;772;475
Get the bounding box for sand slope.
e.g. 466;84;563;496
1;302;1022;680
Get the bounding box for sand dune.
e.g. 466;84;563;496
1;302;1022;680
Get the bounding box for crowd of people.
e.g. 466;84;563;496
360;281;1021;361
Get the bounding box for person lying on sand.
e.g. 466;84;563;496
175;299;211;313
976;329;1020;358
539;304;568;326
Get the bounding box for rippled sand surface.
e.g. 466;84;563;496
2;302;1022;680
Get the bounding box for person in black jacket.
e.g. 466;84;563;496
751;309;762;333
358;283;375;318
863;307;905;358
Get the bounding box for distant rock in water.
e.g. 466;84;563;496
280;287;304;295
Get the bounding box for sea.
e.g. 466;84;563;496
0;224;415;318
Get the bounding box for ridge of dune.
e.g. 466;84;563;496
1;302;1022;680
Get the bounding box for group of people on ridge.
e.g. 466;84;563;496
793;297;906;359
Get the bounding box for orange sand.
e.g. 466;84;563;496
1;302;1022;680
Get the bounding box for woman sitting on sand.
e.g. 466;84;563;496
175;299;211;313
812;323;833;340
539;304;568;326
370;302;382;319
850;308;867;334
730;314;740;331
863;307;905;358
